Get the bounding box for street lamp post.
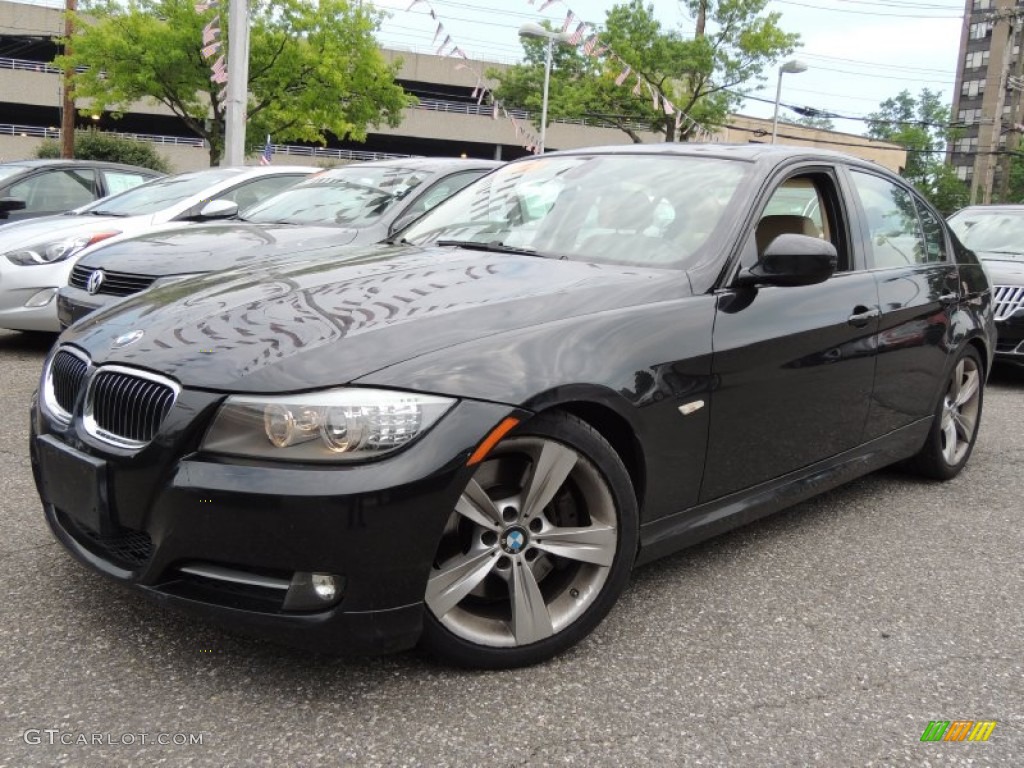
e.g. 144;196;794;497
771;59;808;144
518;22;572;153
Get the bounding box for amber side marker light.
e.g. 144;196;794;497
467;417;520;466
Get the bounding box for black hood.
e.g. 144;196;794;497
60;245;690;393
76;221;361;276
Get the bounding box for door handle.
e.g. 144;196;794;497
847;306;880;327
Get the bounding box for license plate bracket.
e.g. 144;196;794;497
37;435;112;535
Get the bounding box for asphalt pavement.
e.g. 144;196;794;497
1;328;1021;767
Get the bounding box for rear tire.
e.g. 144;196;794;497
420;411;638;669
907;346;984;481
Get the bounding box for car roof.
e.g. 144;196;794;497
951;205;1024;214
327;157;503;172
0;159;163;173
540;141;896;169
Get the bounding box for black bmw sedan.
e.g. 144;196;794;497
31;144;994;668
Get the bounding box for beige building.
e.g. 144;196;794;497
0;0;904;172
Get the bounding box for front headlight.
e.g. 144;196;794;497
201;388;456;462
5;231;121;266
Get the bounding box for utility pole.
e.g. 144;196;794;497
1000;21;1024;201
60;0;76;159
973;1;1017;204
222;0;250;166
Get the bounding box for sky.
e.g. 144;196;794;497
368;0;968;136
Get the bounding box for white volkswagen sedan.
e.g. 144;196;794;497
0;165;313;332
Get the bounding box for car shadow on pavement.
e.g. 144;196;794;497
989;361;1024;388
0;330;57;354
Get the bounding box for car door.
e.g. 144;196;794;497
844;169;957;439
701;164;881;502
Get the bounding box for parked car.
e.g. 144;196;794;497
57;157;501;328
31;144;994;669
0;165;314;331
948;205;1024;363
0;159;162;224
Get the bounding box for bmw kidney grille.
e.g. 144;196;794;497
45;347;178;447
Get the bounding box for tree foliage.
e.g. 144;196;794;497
491;0;798;142
867;88;968;214
57;0;414;165
782;114;835;131
36;128;171;172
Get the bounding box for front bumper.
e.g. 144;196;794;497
31;386;522;655
57;285;114;330
994;310;1024;361
0;259;71;332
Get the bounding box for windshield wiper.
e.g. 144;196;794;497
87;209;130;217
435;239;544;258
981;249;1024;256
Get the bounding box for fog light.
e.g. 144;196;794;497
282;571;344;611
312;573;338;601
24;288;57;308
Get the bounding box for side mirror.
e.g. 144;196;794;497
0;197;27;216
737;233;837;288
197;199;239;220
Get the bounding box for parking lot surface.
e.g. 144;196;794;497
1;328;1021;767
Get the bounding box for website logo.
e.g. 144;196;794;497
920;720;997;742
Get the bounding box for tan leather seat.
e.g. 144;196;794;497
755;214;820;255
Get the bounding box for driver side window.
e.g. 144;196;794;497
745;172;847;271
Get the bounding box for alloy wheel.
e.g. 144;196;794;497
426;436;619;649
940;355;981;466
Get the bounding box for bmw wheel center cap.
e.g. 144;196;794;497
501;526;528;555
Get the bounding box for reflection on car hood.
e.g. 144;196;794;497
979;254;1024;283
77;222;360;277
0;213;125;252
61;245;689;392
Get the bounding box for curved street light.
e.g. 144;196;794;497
518;22;573;154
771;59;808;145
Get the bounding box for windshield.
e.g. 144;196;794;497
949;209;1024;256
0;165;28;183
243;166;427;226
399;154;750;269
84;168;244;216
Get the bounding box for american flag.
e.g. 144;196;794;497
259;135;272;166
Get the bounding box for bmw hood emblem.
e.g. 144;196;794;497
112;330;145;349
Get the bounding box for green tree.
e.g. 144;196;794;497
57;0;414;165
491;0;798;142
782;114;835;131
36;128;171;173
866;88;968;214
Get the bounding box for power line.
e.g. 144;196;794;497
773;0;962;18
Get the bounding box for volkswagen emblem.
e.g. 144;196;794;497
86;269;105;295
112;330;145;349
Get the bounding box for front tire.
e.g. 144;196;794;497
420;411;638;668
908;346;984;480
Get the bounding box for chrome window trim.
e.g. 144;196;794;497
82;364;181;450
